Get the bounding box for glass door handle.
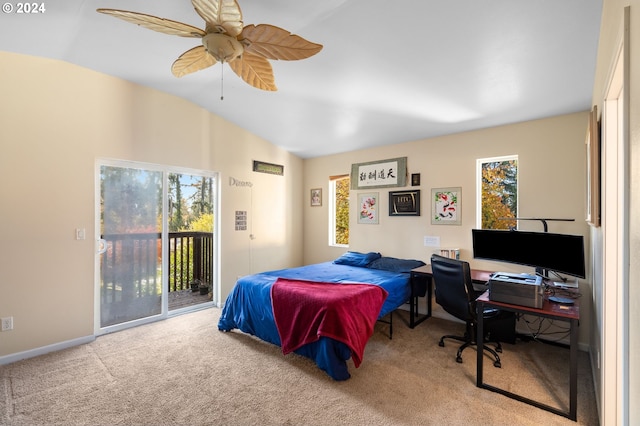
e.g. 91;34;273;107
97;239;107;254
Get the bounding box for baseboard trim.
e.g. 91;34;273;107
0;335;95;366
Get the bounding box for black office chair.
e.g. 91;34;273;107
431;254;504;367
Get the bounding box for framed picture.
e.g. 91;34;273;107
253;160;284;176
350;157;407;190
389;190;420;216
586;105;600;227
358;192;379;224
310;188;322;206
411;173;421;186
431;187;461;225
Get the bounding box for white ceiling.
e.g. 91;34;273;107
0;0;602;158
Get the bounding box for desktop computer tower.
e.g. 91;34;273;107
485;311;517;344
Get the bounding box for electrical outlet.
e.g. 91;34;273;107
1;316;13;331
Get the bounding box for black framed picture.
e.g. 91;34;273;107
389;190;420;216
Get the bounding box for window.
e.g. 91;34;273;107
476;155;518;229
329;175;349;246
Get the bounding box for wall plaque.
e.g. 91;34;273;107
253;160;284;176
350;157;407;190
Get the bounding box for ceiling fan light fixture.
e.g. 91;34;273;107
202;32;243;63
97;0;322;91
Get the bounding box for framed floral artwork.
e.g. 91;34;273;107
358;192;379;224
310;188;322;206
431;187;461;225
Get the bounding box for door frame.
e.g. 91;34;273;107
95;158;220;335
600;7;630;424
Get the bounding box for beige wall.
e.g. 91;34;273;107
0;52;303;358
304;112;593;344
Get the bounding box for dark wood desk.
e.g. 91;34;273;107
476;290;580;421
408;265;494;328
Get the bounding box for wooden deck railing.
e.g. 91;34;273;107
100;231;213;304
167;231;213;291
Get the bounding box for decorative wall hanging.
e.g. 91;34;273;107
350;157;407;190
235;211;247;230
229;177;253;187
431;187;461;225
389;190;420;216
358;193;379;224
310;188;322;206
586;105;600;227
253;160;284;176
411;173;421;186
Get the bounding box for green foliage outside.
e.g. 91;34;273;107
167;175;214;289
189;213;213;232
169;174;214;232
335;177;350;245
481;160;518;229
167;213;214;289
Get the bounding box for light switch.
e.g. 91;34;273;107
76;228;86;240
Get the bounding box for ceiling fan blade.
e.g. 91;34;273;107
191;0;243;36
97;9;206;38
172;46;217;77
240;24;323;61
228;52;276;91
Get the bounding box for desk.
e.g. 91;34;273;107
476;290;580;421
408;265;494;328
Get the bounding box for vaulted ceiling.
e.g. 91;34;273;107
0;0;602;158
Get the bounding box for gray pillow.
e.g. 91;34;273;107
333;251;382;267
366;257;425;273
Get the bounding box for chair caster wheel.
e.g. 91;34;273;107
439;341;445;347
496;347;502;353
456;356;463;363
494;361;501;368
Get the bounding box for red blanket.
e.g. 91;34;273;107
271;278;388;368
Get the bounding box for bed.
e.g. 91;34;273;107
217;252;426;380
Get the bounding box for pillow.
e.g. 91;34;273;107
333;251;382;267
366;256;426;273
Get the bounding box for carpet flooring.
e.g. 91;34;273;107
0;307;598;425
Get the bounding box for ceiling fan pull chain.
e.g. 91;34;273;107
220;63;224;101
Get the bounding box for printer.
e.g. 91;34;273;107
488;272;544;308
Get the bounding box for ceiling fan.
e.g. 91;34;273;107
97;0;323;92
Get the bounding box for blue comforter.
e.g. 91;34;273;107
218;262;412;380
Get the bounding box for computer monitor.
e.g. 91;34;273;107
471;229;586;279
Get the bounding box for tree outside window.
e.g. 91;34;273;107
478;156;518;229
330;176;349;246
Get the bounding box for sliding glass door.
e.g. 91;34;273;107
97;161;217;332
167;172;216;312
99;164;163;328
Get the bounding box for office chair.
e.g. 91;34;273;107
431;254;503;368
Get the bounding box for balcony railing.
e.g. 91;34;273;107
100;231;214;304
167;231;213;291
